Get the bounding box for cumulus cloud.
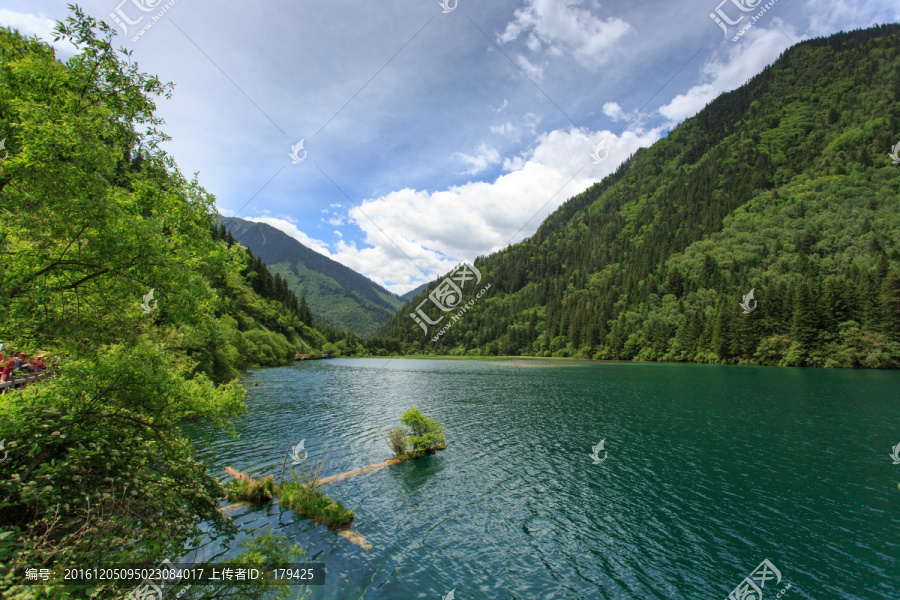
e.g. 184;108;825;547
659;23;796;122
316;125;663;293
499;0;632;68
457;143;502;176
602;102;626;121
515;54;545;82
0;9;76;57
490;112;541;139
805;0;900;37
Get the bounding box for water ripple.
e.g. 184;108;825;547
182;359;900;599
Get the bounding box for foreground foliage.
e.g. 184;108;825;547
0;8;336;598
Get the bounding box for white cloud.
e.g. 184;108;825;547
490;112;541;139
805;0;900;37
0;9;75;57
659;23;796;122
494;99;509;113
515;54;544;82
602;101;629;122
245;216;334;257
499;0;632;68
457;142;502;176
490;122;516;136
321;125;663;293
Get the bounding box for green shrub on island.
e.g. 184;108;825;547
276;481;354;529
389;408;447;459
388;426;408;457
224;463;353;529
226;476;276;504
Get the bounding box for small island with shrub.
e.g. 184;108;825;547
224;465;354;529
223;408;446;533
388;408;447;459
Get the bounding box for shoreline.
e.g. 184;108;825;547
302;355;847;372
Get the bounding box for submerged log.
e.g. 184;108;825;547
224;467;256;482
336;529;372;551
317;458;403;486
218;501;253;514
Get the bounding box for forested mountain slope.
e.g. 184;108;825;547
373;24;900;368
222;217;403;337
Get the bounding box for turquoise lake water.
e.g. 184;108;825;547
184;358;900;599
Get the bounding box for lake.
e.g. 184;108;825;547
185;358;900;599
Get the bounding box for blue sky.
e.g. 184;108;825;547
2;0;898;294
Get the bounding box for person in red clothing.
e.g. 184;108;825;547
0;359;14;384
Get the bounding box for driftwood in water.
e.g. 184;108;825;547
317;458;404;486
336;529;372;551
224;466;256;483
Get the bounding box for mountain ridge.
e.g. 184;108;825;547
371;24;900;368
221;217;403;337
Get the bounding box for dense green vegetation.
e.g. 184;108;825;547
226;475;277;504
0;11;344;598
274;482;354;529
373;24;900;369
388;409;447;460
222;217;404;337
224;466;354;529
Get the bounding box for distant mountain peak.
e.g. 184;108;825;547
221;217;402;337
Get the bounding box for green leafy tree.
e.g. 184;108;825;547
0;9;332;598
391;409;446;459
